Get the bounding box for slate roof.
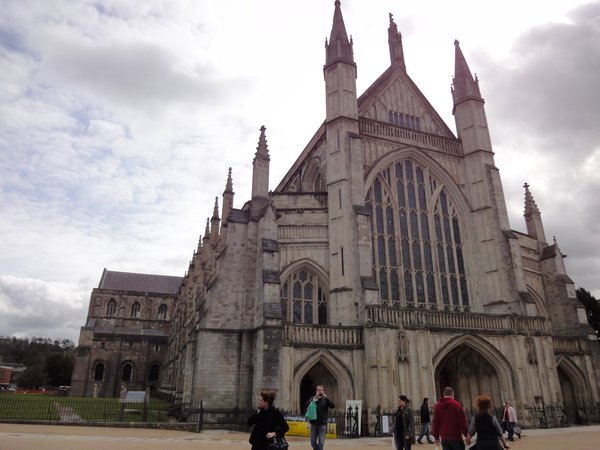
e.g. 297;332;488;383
98;269;182;295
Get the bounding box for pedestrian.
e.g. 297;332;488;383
394;394;415;450
465;395;510;450
432;386;468;450
417;397;434;444
501;401;520;441
247;389;289;450
306;385;335;450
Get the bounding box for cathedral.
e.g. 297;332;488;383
71;1;600;425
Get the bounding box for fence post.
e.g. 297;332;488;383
197;400;204;433
374;404;381;437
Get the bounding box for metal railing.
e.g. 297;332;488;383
373;403;600;435
1;394;598;436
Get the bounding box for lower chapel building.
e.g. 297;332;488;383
71;2;600;423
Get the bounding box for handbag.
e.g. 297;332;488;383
305;400;317;421
267;436;289;450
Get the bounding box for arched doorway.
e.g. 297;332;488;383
558;366;576;423
299;362;339;412
435;344;502;409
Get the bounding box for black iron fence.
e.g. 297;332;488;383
0;394;362;438
1;394;598;436
374;402;600;435
183;402;361;438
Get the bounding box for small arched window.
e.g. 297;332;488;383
106;299;117;316
157;304;167;319
93;362;105;381
121;362;134;382
130;302;141;318
149;364;160;382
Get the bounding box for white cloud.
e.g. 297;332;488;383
1;0;598;344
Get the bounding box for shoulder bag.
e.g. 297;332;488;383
305;400;317;421
268;436;289;450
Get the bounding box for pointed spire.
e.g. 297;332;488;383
325;1;354;65
523;182;540;216
212;196;220;220
252;126;271;199
224;167;233;194
210;197;220;242
451;40;483;111
203;218;210;241
254;126;270;161
221;167;235;228
523;183;547;243
388;13;406;71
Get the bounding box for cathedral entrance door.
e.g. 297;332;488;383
558;365;579;424
435;345;502;409
299;362;339;412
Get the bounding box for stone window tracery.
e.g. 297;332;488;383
281;268;328;324
366;160;469;308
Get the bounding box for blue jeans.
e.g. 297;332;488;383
506;421;515;440
310;423;326;450
417;421;433;443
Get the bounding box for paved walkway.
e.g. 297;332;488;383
0;424;598;450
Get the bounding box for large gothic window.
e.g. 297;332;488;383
366;160;469;309
280;268;328;324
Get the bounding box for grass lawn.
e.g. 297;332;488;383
0;394;172;422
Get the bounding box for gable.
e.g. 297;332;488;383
358;67;456;139
275;124;327;193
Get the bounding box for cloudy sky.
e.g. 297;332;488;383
1;0;599;343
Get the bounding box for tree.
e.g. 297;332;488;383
0;336;76;387
44;352;74;387
576;287;600;343
17;363;46;389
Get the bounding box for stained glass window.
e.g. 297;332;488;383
366;160;469;308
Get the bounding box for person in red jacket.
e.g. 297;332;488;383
432;387;468;450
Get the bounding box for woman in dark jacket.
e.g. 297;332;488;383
394;395;415;450
247;389;289;450
466;395;510;450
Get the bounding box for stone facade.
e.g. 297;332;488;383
73;2;599;426
71;269;180;397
